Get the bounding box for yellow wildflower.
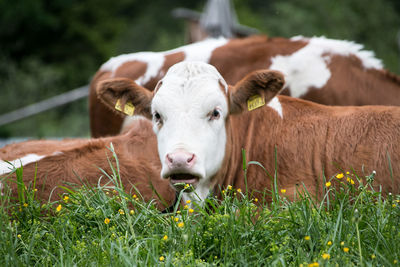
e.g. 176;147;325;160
23;203;28;207
371;254;376;259
308;263;319;267
346;171;350;175
343;247;349;253
162;235;168;241
34;188;38;192
336;173;344;179
254;198;258;202
177;211;181;214
133;194;137;199
56;204;62;212
340;241;345;246
237;188;242;193
186;200;191;204
325;181;331;188
396;199;399;203
113;190;117;195
227;185;232;190
304;236;311;241
17;234;21;238
184;184;189;189
104;218;110;224
130;210;135;215
63;195;69;202
174;217;179;222
222;190;225;194
327;241;332;246
189;209;194;213
392;204;396;208
159;256;165;261
281;189;286;194
322;253;330;260
177;222;184;228
184;205;189;209
394;260;398;264
118;209;125;215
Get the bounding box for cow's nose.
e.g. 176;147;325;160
166;151;196;169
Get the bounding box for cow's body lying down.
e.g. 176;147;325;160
90;35;400;137
98;62;400;204
0;119;175;210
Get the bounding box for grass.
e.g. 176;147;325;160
1;150;399;266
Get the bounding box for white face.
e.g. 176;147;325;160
151;62;229;195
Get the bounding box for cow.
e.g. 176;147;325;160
96;61;400;205
0;119;175;210
90;35;400;137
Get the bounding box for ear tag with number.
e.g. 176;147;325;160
115;99;135;116
247;95;265;111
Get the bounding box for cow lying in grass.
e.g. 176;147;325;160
0;119;175;210
97;61;400;205
90;35;400;137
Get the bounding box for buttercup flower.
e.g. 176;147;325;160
162;235;168;241
189;209;194;213
327;241;332;246
178;222;184;228
322;253;330;260
104;218;110;224
325;181;331;187
159;256;165;261
281;189;286;194
304;236;311;241
336;173;344;179
56;204;62;212
343;247;349;253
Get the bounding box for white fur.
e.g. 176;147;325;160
151;62;229;202
270;36;383;98
267;97;283;118
0;153;46;175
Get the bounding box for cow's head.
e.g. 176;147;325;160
97;62;284;202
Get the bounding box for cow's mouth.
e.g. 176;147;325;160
169;173;199;191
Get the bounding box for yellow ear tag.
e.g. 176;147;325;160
247;95;265;111
115;99;135;116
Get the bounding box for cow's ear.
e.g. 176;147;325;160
96;78;153;119
229;70;284;114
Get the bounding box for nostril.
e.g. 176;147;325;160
166;154;173;163
187;154;195;163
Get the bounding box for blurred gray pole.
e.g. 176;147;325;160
0;85;89;127
200;0;237;38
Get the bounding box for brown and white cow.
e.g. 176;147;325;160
90;35;400;137
97;61;400;205
0;119;175;210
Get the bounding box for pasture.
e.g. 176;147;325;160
1;147;399;266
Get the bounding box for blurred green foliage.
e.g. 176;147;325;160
0;0;399;138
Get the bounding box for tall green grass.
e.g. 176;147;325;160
0;149;399;266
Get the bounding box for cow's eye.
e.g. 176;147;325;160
209;109;220;120
153;112;162;123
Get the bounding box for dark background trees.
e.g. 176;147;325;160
0;0;399;138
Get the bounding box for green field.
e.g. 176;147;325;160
1;151;399;266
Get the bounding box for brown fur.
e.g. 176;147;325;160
89;35;400;137
0;120;175;210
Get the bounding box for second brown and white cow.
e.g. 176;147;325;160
0;119;175;210
97;61;400;205
90;35;400;137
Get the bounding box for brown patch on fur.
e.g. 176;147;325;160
114;60;147;80
97;78;153;119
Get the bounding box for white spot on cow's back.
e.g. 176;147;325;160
267;97;283;118
270;36;383;98
168;37;228;62
100;52;166;85
0;153;46;175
